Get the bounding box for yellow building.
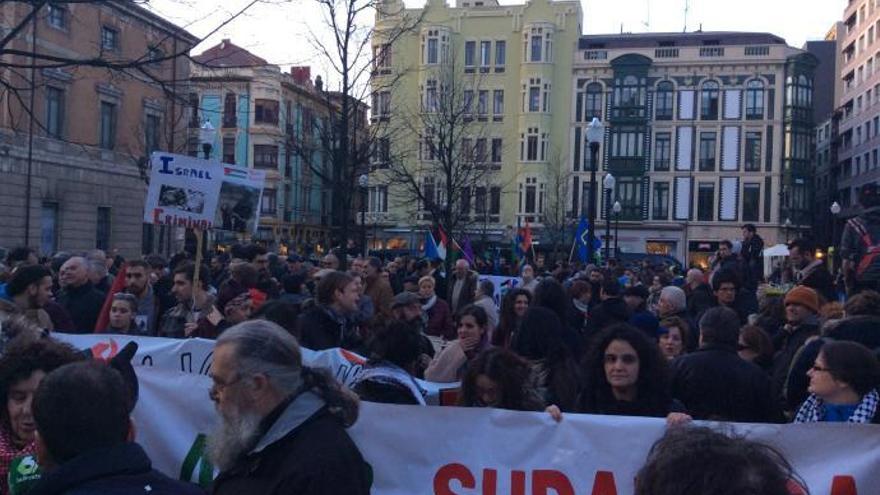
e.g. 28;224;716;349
369;0;582;252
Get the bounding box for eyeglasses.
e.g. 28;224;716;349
810;365;833;373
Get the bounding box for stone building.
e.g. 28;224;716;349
0;1;198;257
572;32;817;267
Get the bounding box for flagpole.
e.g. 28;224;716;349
568;235;577;263
450;236;475;265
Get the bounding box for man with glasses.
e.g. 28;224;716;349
208;320;370;494
671;306;781;423
711;269;757;325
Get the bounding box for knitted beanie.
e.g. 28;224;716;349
784;286;820;314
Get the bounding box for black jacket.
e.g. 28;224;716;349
686;283;715;322
672;345;782;423
796;262;836;304
295;305;365;353
56;282;105;333
770;321;820;404
29;443;204;495
741;235;765;289
212;393;371;495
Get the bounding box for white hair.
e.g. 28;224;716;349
660;286;687;312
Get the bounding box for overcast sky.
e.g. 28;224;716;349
146;0;847;80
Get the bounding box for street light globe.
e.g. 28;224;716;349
586;117;604;144
784;218;792;227
613;201;622;214
198;120;216;148
830;202;842;215
603;173;616;190
359;174;369;188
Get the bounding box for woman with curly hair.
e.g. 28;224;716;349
425;305;491;383
0;336;82;482
491;288;531;348
458;348;545;411
579;324;689;422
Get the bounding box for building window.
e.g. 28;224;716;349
223;93;237;128
99;101;117;150
47;5;67;29
699;132;716;171
615;177;642;219
101;26;119;51
742;183;760;221
41;202;59;255
610;130;643;158
612;75;646;118
524;26;552;63
480;41;491;68
477;90;489;116
581;82;603;122
145;114;160;155
652;182;669;220
655;81;674;120
45;87;64;139
520;128;545;162
372;91;391;118
474;138;487;164
697;183;715;221
374;43;392;70
495;40;506;70
493;90;504;119
489;186;501;220
654;132;671;171
491;138;503;164
369;186;388;213
148;46;164;65
261;189;277;215
96;207;111;251
786;74;813;108
422;177;436;212
745;80;765;119
519;177;544;220
701;81;720;120
465;40;476;67
222;137;236;164
254;145;279;169
524;78;542;112
255;99;279;125
744;132;761;171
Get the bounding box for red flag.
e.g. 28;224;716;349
518;220;533;254
94;264;128;333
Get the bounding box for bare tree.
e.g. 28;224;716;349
381;54;504;274
285;0;421;253
541;148;574;263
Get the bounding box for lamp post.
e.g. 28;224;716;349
603;173;616;262
359;174;369;256
830;201;842;272
613;200;622;258
585;118;604;263
784;217;792;243
199;120;216;159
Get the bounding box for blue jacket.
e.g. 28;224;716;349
28;443;205;495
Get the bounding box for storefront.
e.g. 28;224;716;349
688;241;719;270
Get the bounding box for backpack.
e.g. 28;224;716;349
846;217;880;278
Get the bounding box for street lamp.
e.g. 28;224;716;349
613;200;622;258
199;120;216;160
585;118;604;263
359;174;369;256
784;217;792;243
603;173;616;262
830;201;842;271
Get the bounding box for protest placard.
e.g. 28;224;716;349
215;166;266;234
143;152;223;229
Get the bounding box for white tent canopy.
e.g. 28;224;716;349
762;244;790;257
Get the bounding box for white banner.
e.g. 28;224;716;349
56;335;879;495
144;152;223;229
476;275;521;307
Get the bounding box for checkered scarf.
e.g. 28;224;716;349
794;389;879;424
0;425;35;484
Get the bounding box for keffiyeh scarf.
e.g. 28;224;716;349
794;389;879;423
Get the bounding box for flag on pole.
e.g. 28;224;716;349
436;226;448;261
518;221;533;255
424;231;441;260
575;217;590;262
461;235;475;265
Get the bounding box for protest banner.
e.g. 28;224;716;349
143;152;223;229
215;166;266;234
477;275;521;306
55;335;879;495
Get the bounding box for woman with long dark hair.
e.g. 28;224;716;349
458;348;545;411
511;307;582;411
492;288;531;348
579;324;689;421
532;279;584;356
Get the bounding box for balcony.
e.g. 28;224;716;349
699;47;725;57
654;48;679;58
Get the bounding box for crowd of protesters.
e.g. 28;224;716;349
1;187;880;493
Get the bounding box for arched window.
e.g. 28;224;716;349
745;79;764;119
655;81;674;120
701;80;719;120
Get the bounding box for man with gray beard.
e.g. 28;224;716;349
207;320;371;495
